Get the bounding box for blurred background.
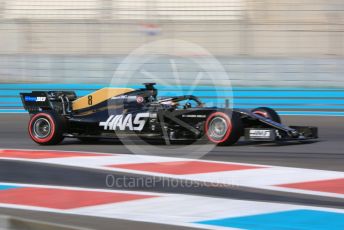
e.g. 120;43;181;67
0;0;344;114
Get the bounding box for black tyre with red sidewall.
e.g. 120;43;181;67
28;111;65;145
205;112;243;146
252;107;281;123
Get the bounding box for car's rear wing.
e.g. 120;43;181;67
20;91;76;114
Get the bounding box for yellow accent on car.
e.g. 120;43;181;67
72;87;134;111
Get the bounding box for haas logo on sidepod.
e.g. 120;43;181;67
99;113;149;131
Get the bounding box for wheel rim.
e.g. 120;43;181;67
33;118;51;139
208;117;228;141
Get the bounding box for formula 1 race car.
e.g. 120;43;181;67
20;83;318;145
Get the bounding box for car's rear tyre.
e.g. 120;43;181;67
28;111;65;145
252;107;281;123
205;112;242;146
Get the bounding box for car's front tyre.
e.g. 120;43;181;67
252;107;281;123
28;111;65;145
205;112;242;146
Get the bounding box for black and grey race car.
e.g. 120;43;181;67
20;83;318;145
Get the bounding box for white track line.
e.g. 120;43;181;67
1;149;344;199
0;182;343;230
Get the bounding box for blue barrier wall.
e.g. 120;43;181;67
1;84;344;116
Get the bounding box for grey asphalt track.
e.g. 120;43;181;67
0;207;198;230
0;114;343;170
0;114;343;229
